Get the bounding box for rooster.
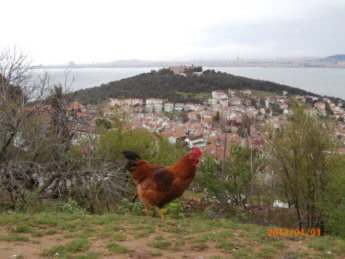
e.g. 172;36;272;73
122;147;202;218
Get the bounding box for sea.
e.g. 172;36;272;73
32;67;345;100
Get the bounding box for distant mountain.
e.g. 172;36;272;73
324;54;345;61
75;69;318;105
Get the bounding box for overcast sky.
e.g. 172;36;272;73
1;0;344;64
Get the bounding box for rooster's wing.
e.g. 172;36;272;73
141;168;175;191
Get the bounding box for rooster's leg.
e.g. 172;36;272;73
158;208;164;219
143;202;149;216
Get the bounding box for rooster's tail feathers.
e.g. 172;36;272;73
122;150;142;173
122;150;141;161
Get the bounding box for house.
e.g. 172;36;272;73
110;98;125;106
169;65;192;75
229;98;242;106
185;135;206;149
219;98;229;107
164;103;174;112
146;98;163;113
69;102;85;112
228;90;236;97
174;103;184;112
72;125;98;146
184;103;200;111
132;98;144;106
146;98;164;106
208;98;218;106
188;111;199;121
154;103;163;113
212;90;228;99
314;102;326;111
193;71;203;76
242;90;252;96
145;104;154;113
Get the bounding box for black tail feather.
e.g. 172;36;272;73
122;150;141;161
122;150;141;172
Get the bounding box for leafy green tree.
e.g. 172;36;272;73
321;155;345;237
269;101;339;230
196;145;262;207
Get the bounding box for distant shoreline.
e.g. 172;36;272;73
31;65;345;69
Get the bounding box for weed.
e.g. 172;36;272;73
148;240;172;250
256;246;276;258
42;238;90;256
162;201;185;219
191;242;209;251
308;238;334;251
106;242;132;253
233;248;254;259
216;240;238;251
59;199;88;215
134;231;152;239
150;250;163;256
0;235;29;242
11;224;32;233
111;233;127;241
76;252;99;259
270;240;286;249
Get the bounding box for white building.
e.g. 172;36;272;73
164;103;174;112
174;103;184;112
229;98;242;106
185;135;206;149
212;90;228;99
208;98;218;106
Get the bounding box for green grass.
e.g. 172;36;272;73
1;212;345;258
11;224;33;233
191;242;209;251
150;250;163;256
0;234;29;242
111;233;127;241
148;240;172;250
106;242;132;254
256;246;276;258
216;240;238;251
42;238;90;256
233;248;254;259
308;238;334;251
75;252;99;259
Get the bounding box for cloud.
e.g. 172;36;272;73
194;3;345;58
1;0;344;63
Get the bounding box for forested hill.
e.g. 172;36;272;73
75;69;317;105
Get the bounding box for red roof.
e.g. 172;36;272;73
76;112;91;118
69;102;85;110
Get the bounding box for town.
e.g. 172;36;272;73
50;67;345;159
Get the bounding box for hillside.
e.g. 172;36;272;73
1;212;344;258
324;54;345;61
75;69;316;105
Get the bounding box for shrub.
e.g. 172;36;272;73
162;201;185;219
59;199;88;215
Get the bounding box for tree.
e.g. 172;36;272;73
269;101;339;230
196;145;263;208
321;155;345;237
0;49;131;211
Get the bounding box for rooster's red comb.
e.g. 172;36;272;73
191;147;202;157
